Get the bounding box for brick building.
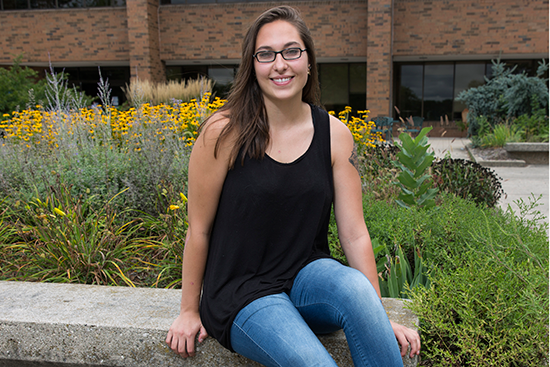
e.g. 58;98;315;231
0;0;548;132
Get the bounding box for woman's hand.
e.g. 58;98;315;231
390;320;421;358
166;311;209;358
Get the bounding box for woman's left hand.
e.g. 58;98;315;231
390;320;421;358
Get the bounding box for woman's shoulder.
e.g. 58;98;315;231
201;110;231;139
328;114;353;143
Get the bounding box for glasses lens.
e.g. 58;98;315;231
282;48;301;60
256;51;275;62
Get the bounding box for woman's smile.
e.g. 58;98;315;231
271;76;294;85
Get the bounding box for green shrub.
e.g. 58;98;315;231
456;59;549;136
0;55;47;116
480;123;523;147
431;158;504;208
513;95;549;142
408;204;548;366
358;191;549;365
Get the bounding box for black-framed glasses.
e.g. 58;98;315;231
253;48;307;63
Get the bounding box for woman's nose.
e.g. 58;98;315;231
272;53;288;70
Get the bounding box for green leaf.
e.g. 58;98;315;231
397;171;419;189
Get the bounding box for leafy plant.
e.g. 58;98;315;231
480;123;523;148
456;59;549;137
0;55;47;116
431;158;504;208
14;183;148;285
408;206;548;366
375;239;430;299
393;127;438;209
513;95;549;142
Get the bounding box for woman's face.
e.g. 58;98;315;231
253;20;309;105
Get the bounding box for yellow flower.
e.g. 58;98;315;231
169;205;180;211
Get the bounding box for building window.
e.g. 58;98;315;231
54;66;130;106
161;0;320;3
319;63;366;113
1;0;124;10
167;65;237;99
394;59;548;122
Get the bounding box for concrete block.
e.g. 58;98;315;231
504;143;549;165
0;281;418;367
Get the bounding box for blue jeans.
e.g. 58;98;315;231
230;258;403;367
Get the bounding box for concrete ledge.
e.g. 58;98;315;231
474;159;527;167
0;281;419;367
465;144;527;167
504;143;549;165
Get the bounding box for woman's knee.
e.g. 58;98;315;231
293;259;380;307
231;293;338;367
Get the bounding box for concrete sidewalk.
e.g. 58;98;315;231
428;137;549;224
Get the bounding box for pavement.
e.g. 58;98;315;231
428;138;549;224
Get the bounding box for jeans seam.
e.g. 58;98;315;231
232;322;283;367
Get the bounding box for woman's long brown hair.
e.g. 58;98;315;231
207;5;321;168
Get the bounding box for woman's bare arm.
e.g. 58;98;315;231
166;113;233;358
329;116;420;358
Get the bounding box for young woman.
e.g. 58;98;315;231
166;6;420;366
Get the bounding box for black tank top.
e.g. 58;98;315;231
199;104;334;351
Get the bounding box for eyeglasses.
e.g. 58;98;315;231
253;47;307;63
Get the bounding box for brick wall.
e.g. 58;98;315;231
159;1;368;62
393;0;549;57
366;0;392;118
127;0;166;82
0;0;547;112
0;8;129;65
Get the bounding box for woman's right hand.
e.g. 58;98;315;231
166;311;209;358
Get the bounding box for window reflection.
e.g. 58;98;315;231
398;64;423;117
3;0;28;9
453;63;485;119
395;59;547;122
319;63;366;113
423;64;453;121
320;63;349;112
2;0;124;9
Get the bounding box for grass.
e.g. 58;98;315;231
123;77;214;106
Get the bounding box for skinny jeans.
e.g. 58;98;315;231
230;258;403;367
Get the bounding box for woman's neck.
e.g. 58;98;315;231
264;97;309;129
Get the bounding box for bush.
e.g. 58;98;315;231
0;55;47;116
513;95;549;142
407;199;548;366
431;158;504;208
355;191;549;366
359;143;400;201
456;59;549;137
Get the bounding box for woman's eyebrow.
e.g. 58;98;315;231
255;41;302;51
